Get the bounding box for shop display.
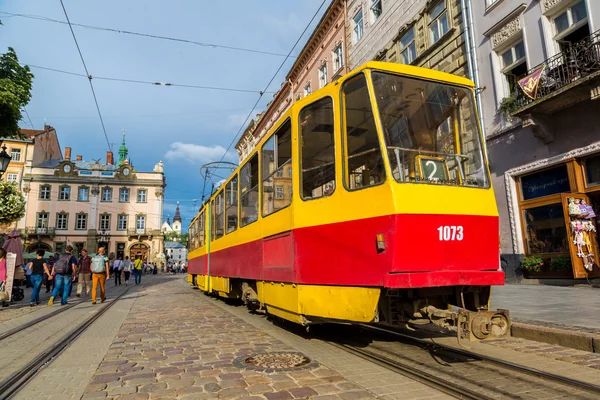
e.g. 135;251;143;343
568;197;598;272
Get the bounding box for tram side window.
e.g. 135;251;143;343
212;191;225;239
240;154;259;226
198;211;205;247
299;97;336;199
343;74;385;190
262;120;292;216
226;175;238;233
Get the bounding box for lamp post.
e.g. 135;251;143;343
0;143;12;179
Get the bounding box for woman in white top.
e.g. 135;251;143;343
122;256;131;285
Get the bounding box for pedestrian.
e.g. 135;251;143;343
29;250;51;306
153;264;158;275
48;246;78;306
113;256;123;285
161;262;165;275
24;260;33;288
0;249;8;307
91;247;110;304
76;249;92;297
44;255;55;293
133;255;143;285
122;255;131;285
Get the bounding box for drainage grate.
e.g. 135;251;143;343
233;352;317;372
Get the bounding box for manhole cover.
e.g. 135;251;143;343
233;352;317;372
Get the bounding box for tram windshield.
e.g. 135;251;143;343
371;71;489;188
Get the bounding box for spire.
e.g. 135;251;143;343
118;129;128;167
173;201;182;222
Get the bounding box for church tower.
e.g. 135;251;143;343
117;130;129;167
172;201;182;234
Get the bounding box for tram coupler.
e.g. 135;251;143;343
458;309;511;341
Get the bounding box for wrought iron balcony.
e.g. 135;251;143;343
27;226;55;236
513;29;600;115
128;228;147;236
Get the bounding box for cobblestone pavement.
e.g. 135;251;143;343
81;277;447;400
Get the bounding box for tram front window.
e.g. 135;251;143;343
371;71;489;188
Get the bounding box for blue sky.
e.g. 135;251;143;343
0;0;327;230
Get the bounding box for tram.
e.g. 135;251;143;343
187;61;510;341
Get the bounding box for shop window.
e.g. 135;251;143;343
240;153;259;226
226;175;238;233
262;120;292;215
343;74;385;190
400;27;416;64
553;0;589;53
299;97;336;199
212;190;225;239
584;155;600;187
520;165;570;200
428;2;449;45
500;41;528;95
523;203;567;254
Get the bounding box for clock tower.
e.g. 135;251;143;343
172;201;182;234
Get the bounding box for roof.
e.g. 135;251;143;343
165;242;186;249
21;125;55;138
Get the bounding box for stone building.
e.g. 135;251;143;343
472;0;600;281
235;0;348;162
19;136;167;263
165;241;187;266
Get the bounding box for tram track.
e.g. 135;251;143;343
0;287;131;400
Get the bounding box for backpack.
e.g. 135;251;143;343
54;254;72;274
91;255;106;273
134;259;143;270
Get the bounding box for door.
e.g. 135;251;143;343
561;193;600;278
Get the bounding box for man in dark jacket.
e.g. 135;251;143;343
76;249;92;297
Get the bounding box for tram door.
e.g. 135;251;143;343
561;193;600;278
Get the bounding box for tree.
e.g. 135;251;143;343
164;231;188;246
0;43;34;139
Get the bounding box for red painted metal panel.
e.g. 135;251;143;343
384;271;504;288
188;254;206;275
211;240;262;279
263;232;295;282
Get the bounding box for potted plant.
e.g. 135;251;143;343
520;256;544;278
498;95;518;121
549;255;571;272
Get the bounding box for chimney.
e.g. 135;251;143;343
64;147;71;160
106;151;114;165
76;155;82;161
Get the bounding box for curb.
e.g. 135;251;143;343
511;322;600;353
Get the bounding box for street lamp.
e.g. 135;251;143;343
0;143;12;179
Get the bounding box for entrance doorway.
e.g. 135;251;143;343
116;242;126;260
129;243;149;262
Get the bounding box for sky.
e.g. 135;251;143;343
0;0;328;231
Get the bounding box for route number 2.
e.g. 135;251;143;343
437;226;463;241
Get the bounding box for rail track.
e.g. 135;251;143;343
0;287;130;400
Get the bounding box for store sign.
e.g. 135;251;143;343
101;171;115;177
521;166;570;200
79;170;92;176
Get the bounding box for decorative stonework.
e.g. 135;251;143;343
542;0;564;13
504;140;600;254
491;16;521;49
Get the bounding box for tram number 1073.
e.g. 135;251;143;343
437;226;464;241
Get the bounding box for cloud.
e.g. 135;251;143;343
164;142;234;164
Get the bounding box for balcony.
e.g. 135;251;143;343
513;29;600;117
26;227;55;237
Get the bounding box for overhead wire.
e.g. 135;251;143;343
23;108;36;130
59;0;112;152
0;11;295;59
217;0;328;163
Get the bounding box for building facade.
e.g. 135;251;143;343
472;0;600;280
165;241;188;266
20;141;167;263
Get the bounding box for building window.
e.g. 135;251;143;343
119;188;130;202
6;173;18;182
500;41;527;95
428;2;449;45
59;185;71;201
136;215;146;230
300;97;336;199
76;213;88;230
40;185;51;200
78;186;89;201
10;148;21;161
117;214;128;230
353;9;364;44
584;155;600;187
275;186;284;199
370;0;382;23
56;212;68;230
399;27;416;64
100;214;111;231
332;44;344;72
304;82;311;97
553;0;589;52
137;189;147;203
318;63;328;88
101;187;112;202
37;212;49;228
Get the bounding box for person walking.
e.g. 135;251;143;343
113;256;123;286
48;246;78;306
0;249;8;307
29;250;51;306
44;255;55;293
24;261;33;288
122;256;131;285
76;249;92;298
133;256;143;285
91;247;110;304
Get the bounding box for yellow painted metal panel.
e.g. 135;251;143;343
210;276;230;293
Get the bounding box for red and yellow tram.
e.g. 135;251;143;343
187;61;509;340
